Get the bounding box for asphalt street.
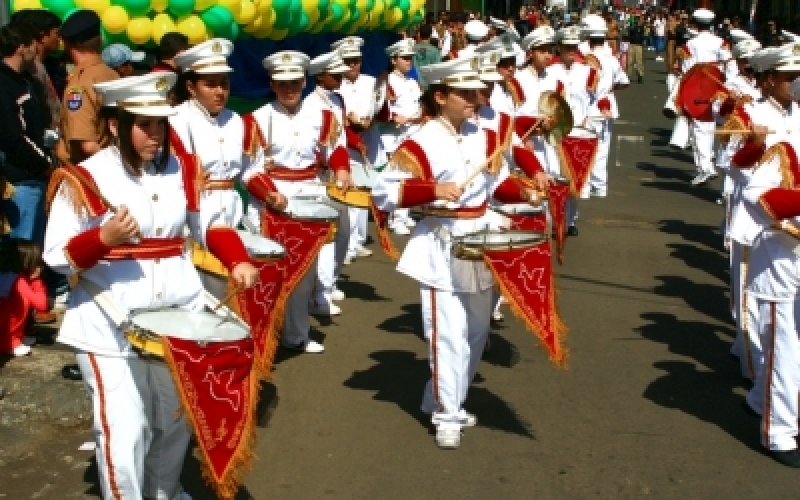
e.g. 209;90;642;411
2;53;798;499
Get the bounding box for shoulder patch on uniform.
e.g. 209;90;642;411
66;88;83;111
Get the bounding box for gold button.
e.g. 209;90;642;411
221;207;227;213
457;138;462;144
294;131;299;136
154;258;161;264
296;151;300;155
152;194;158;201
155;227;162;235
156;292;162;299
224;161;229;167
466;160;471;165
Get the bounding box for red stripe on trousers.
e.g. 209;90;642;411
430;288;440;411
88;354;122;500
763;302;776;449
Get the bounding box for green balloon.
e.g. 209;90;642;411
317;0;329;12
329;3;343;23
296;11;309;30
271;0;290;11
200;5;234;33
43;0;76;19
365;0;374;9
273;10;292;28
167;0;194;18
289;0;301;14
228;22;239;39
120;0;151;17
397;0;409;11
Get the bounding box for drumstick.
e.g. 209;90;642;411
212;284;246;312
713;129;775;134
459;119;543;190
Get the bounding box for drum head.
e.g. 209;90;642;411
552;174;571;185
131;309;250;342
459;230;547;247
493;204;546;216
568;126;598;139
236;230;285;258
288;200;339;221
349;161;376;189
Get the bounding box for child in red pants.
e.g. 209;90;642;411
0;240;49;356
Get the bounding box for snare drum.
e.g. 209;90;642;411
452;230;548;261
326;161;376;208
125;308;250;358
287;199;340;240
192;230;285;278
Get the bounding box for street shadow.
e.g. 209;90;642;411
376;302;423;339
335;279;391;302
666;243;729;284
653;275;731;326
482;331;522;368
343;349;533;438
636;160;693;181
273;328;327;363
646;126;672;145
659;219;723;251
638;169;721;204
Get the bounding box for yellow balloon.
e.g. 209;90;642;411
127;17;153;45
217;0;242;16
151;0;168;11
263;8;276;25
243;15;261;32
300;0;316;12
234;1;257;24
258;0;272;12
267;27;288;40
13;0;43;10
83;0;110;14
176;15;207;45
307;8;319;25
73;0;89;8
389;6;402;24
101;6;129;35
355;0;367;10
152;13;176;42
194;0;214;11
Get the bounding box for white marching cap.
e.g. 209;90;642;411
729;28;753;44
174;38;233;74
331;36;364;58
309;51;348;75
556;25;582;45
465;19;490;41
476;32;521;59
581;14;607;37
385;38;415;57
477;48;504;82
94;72;176;116
783;30;800;42
419;56;487;89
692;8;714;24
733;38;762;60
521;25;556;50
767;42;800;72
489;17;507;29
748;47;776;73
263;50;310;81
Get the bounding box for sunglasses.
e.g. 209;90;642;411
398;55;413;61
343;58;362;65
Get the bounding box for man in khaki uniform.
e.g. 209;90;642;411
55;10;117;166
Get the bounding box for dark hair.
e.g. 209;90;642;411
173;70;197;104
419;24;433;39
420;83;450;117
0;22;37;58
13;239;43;275
159;32;189;61
116;109;170;176
66;34;103;53
11;9;61;40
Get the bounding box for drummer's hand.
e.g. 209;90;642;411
231;262;259;289
537;116;555;135
435;182;464;202
525;189;544;205
394;114;409;126
600;109;614;119
100;205;140;247
532;171;551;192
335;170;354;191
267;191;288;212
750;124;769;145
347;112;360;125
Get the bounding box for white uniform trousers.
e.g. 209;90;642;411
283;259;317;346
316;200;350;294
76;352;190;500
419;285;492;430
669;115;690;149
689;119;716;174
749;300;800;451
347;206;369;254
729;242;761;381
589;120;612;195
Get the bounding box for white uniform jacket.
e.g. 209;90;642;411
547;61;597;126
680;31;729;73
339;73;387;166
380;71;422;154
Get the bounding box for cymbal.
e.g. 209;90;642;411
538;91;574;146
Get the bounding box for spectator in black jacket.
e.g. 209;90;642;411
0;22;52;244
626;15;646;83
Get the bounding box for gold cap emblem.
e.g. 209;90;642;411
793;44;800;55
470;57;480;70
155;76;169;92
281;53;292;63
490;52;500;64
212;40;223;54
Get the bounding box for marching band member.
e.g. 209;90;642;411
740;62;800;468
728;44;800;422
459;19;490;58
243;51;351;352
549;25;598;235
43;73;258;499
372;56;544;449
682;8;730;186
306;50;353;311
332;36;385;263
481;33;526;117
582;14;630;198
168;39;258;298
379;38;422;235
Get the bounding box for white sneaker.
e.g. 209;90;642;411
690;172;710;186
354;246;373;257
656;56;664;61
435;428;462;449
343;254;354;265
592;190;607;198
309;297;342;316
491;311;504;322
23;336;37;346
331;288;345;301
13;345;31;356
459;411;477;427
283;340;325;353
579;191;590;200
391;224;411;235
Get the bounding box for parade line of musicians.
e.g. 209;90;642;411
6;3;800;499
